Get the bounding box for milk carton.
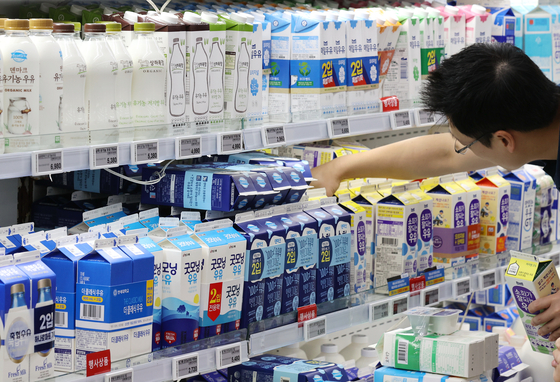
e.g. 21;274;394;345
462;5;492;46
488;7;516;45
193;220;246;334
454;173;482;260
255;13;271;123
476;169;511;255
505;251;560;355
378;16;402;81
383;10;421;102
75;238;153;368
416;8;440;81
406;183;434;273
540;5;560;84
68;203;127;235
157;234;203;347
14;252;57;381
503;168;537;251
247;18;264;126
524;164;556;246
437;5;466;58
512;8;524;49
265;12;291;123
0;255;33;382
42;237;93;372
375;185;421;286
137;237;164;352
513;6;552;80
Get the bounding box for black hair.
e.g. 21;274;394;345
421;43;560;146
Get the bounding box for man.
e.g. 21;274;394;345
311;43;560;371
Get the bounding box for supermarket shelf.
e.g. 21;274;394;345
0;108;445;180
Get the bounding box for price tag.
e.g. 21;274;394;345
90;144;119;170
415;109;436;126
86;349;111;377
329;117;350;138
391;110;413;129
216;343;242;370
304;316;327;341
172;352;199;381
550;253;560;267
105;368;133;382
370;300;391;322
297;304;318;323
422;286;440;306
132;140;159;164
480;270;496;289
454;277;471;297
175;136;202;159
32;149;64;176
392;296;409;316
218;132;243;154
262;125;286;146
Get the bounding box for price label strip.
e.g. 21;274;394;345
415;109;436;126
391;110;413;130
216;343;242;370
262;125;286;146
370;300;390;323
329;117;350;138
175;136;202;159
218;132;243;154
90;144;119;170
133;140;159;164
172;353;199;381
32;150;64;176
105;368;133;382
481;270;496;289
304;316;327;341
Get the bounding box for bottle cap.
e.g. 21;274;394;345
471;4;487;15
5;19;30;31
252;12;265;22
0;18;9;29
158;12;181;24
183;11;203;23
385;14;399;24
96;21;121;32
134;22;156;32
70;5;86;15
40;3;55;14
201;11;219;24
124;11;139;23
361;347;377;358
352;334;369;344
83;23;106;33
321;343;338;354
445;5;459;15
53;23;75;33
230;12;247;24
29;18;53;30
339;10;355;19
38;278;52;289
11;283;25;294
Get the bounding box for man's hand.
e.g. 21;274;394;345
554;339;560;381
530;294;560;341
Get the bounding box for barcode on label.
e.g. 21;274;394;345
551;254;560;267
381;237;399;247
373;302;389;321
425;288;439;305
456;280;470;296
55;311;68;328
173;354;198;379
393;297;408;315
331;118;350;136
418;110;435;125
397;339;408;364
394;111;411;128
482;272;496;289
80;303;104;321
105;369;133;382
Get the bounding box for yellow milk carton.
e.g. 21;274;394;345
476;168;511;255
505;251;560;354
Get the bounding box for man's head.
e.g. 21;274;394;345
421;43;560;168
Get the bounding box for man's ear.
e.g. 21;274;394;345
493;130;515;153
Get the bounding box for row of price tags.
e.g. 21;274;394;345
369;295;409;324
172;343;243;381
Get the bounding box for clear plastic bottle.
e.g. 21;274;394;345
79;23;119;143
340;334;369;362
355;347;379;378
129;22;166;132
103;21;134;141
234;39;250;113
168;37;186;117
61;21;82;45
192;37;209;115
52;22;88;145
316;343;345;363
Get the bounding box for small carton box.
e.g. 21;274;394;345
406;183;434;273
488;7;516;44
339;200;369;295
476;168;511;255
503;167;537;251
436;6;466;58
505;251;560;354
454;173;482;259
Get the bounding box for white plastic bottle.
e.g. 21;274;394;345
192;36;209;115
129;22;166;134
355;347;379;378
1;19;40;152
103;21;134;142
234;38;250;113
29;19;64;148
301;336;331;360
316;343;345;363
340;334;369;362
268;343;308;359
80;23;119;144
52;22;88;146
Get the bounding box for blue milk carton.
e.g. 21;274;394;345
75;238;153;368
488;7;516;45
158;233;203;347
139;208;160;232
43;236;93;372
0;255;33;382
503;167;537;251
273;360;349;382
14;251;57;381
68;203;127;234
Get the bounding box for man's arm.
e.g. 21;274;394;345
311;133;495;196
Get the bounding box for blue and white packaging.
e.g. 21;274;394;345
488;7;516;45
503;167;537;251
265;12;291;123
247;17;264;126
0;255;33;382
21;231;55;257
68;203;127;235
272;360;350;382
148;218;181;244
158;233;203;347
0;223;35;256
139;208;160;232
180;211;203;233
137;236;164;352
75;238;153;368
14;251;57;381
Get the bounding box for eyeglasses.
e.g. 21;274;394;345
454;133;489;155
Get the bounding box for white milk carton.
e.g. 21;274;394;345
254;13;272;123
503;167;537;251
331;18;348;117
246;17;264;126
158;233;203;348
540;5;560;84
488;7;516;45
406;182;434;273
512;7;524;49
462;5;492;46
265;12;292;123
339;199;369;294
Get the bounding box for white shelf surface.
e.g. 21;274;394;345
3;108;445;180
